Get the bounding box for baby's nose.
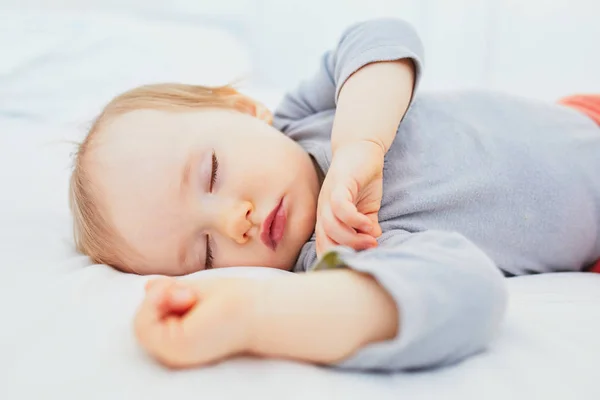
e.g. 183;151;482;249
222;200;254;244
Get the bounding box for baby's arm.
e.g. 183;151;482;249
135;270;396;367
255;231;508;371
330;37;415;156
274;19;424;254
135;231;507;371
273;18;424;134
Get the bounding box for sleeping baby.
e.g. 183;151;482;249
69;18;600;371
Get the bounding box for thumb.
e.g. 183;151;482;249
145;278;198;318
162;278;231;316
366;213;383;238
164;284;197;317
373;222;383;238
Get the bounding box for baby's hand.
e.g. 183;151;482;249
134;277;260;368
316;140;384;256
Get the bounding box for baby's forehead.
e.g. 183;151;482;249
90;112;185;168
97;110;178;146
86;116;184;204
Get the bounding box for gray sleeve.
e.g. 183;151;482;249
308;230;508;372
273;18;425;132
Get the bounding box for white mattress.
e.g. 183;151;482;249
1;10;600;400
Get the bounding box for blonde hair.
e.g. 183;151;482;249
69;83;243;271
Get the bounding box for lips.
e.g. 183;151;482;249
260;198;287;251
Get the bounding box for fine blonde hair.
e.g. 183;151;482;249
69;83;243;271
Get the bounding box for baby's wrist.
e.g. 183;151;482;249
245;278;287;357
227;279;269;356
332;138;386;159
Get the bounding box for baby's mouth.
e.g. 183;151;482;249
260;197;287;251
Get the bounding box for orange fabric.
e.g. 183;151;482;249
560;94;600;273
559;94;600;125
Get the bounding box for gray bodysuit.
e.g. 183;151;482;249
272;18;600;371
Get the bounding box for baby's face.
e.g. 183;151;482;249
91;108;320;275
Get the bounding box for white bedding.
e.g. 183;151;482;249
1;10;600;400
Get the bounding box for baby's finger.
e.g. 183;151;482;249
134;289;167;348
145;279;177;317
144;279;196;318
320;205;377;251
134;310;191;368
315;221;338;257
135;288;197;368
151;294;247;369
366;213;383;237
330;187;373;233
163;285;197;316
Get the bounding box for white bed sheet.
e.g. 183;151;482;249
1;10;599;400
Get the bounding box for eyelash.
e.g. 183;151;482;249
210;150;219;192
205;236;214;269
205;150;219;269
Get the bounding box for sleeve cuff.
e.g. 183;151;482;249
317;247;424;371
307;230;507;371
335;45;424;101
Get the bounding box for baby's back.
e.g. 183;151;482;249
290;91;600;275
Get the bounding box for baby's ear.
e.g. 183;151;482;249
232;93;273;125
